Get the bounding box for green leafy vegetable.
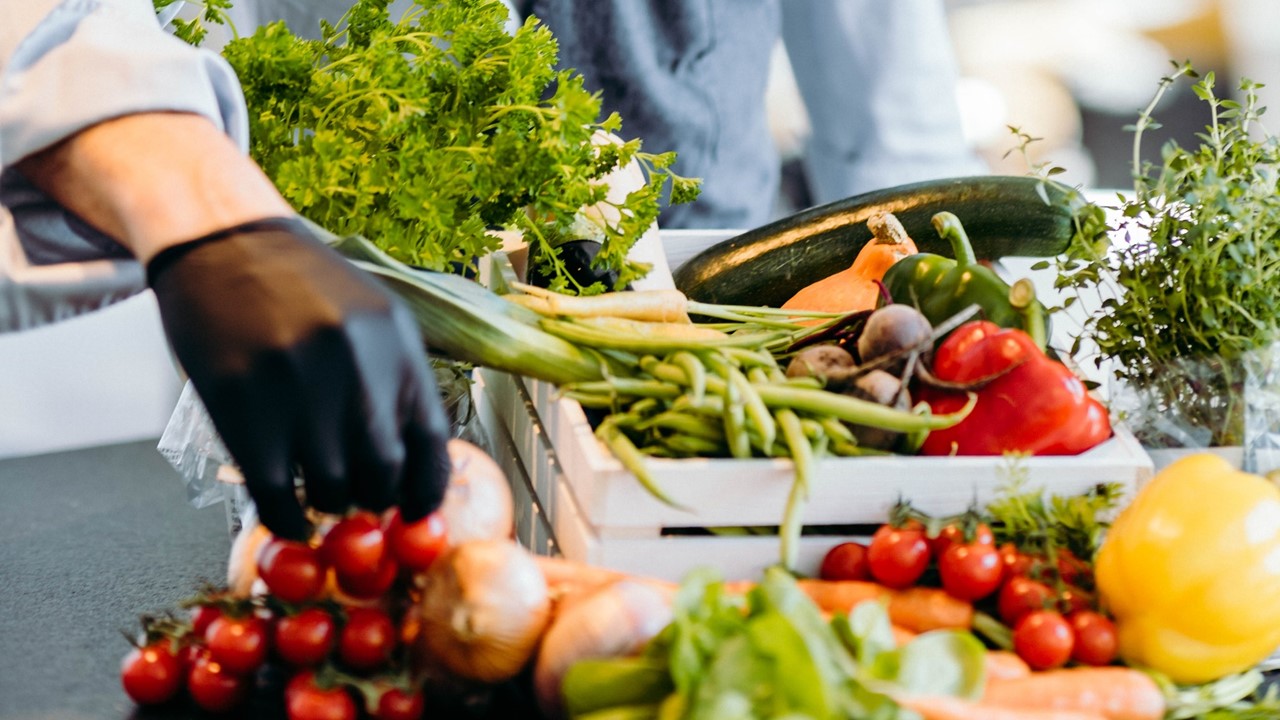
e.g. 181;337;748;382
563;568;989;720
218;0;699;292
152;0;235;46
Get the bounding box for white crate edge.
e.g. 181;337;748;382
483;367;1153;530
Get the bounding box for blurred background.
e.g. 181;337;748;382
1;0;1276;460
770;0;1275;210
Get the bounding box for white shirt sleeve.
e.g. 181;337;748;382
780;0;988;206
0;0;249;332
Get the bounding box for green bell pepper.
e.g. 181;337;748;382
882;211;1048;348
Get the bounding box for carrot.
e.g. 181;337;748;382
899;695;1106;720
984;650;1031;681
891;625;918;647
793;579;974;633
781;211;918;322
981;667;1165;720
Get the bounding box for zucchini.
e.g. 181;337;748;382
672;175;1085;307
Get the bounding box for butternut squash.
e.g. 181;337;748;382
781;212;917;319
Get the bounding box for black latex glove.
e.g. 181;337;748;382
147;217;452;540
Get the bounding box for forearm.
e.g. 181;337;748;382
14;112;292;264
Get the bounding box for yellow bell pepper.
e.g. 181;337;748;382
1096;453;1280;683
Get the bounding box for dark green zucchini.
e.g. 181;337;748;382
672;175;1085;307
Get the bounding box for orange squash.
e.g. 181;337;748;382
781;212;918;319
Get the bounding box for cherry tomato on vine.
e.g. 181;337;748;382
375;686;426;720
997;576;1055;626
323;512;398;598
204;615;270;675
938;541;1002;601
121;643;183;705
275;607;336;667
286;673;357;720
1068;611;1119;666
189;604;222;637
1013;610;1075;670
259;539;327;603
818;542;870;581
187;654;247;713
998;543;1035;580
931;522;993;558
867;523;931;589
1057;584;1096;616
384;508;449;572
339;607;396;670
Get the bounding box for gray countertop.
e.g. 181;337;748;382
0;440;230;720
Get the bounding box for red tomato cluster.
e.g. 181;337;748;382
818;521;1118;671
121;508;447;720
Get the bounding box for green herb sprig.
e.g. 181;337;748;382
219;0;699;293
152;0;235;46
1049;62;1280;446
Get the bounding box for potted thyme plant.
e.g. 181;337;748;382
1050;62;1280;470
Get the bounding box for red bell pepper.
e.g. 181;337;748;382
916;321;1111;456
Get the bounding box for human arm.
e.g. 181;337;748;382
5;2;452;539
780;0;988;205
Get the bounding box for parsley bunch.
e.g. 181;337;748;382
219;0;699;292
1052;63;1280;446
152;0;234;46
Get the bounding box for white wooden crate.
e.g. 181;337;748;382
473;231;1156;582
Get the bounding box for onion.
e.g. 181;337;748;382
533;580;675;718
417;539;551;682
441;439;514;544
226;515;272;597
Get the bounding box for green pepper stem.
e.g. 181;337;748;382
931;211;978;266
1009;278;1048;350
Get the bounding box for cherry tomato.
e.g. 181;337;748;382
1013;610;1075;670
190;605;222;637
1055;548;1091;585
259;539;327;604
1068;611;1118;666
179;643;206;673
375;686;426;720
285;669;317;705
938;542;1002;601
286;674;357;720
339;607;396;670
205;615;270;675
385;508;449;572
1057;585;1096;615
322;512;388;575
121;643;183;705
997;576;1055;626
867;524;931;589
998;543;1034;580
931;523;993;558
323;512;398;599
275;607;336;667
818;542;871;581
187;654;247;713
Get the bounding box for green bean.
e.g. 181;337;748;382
671;394;725;416
598;420;690;510
727;366;776;450
541;316;787;352
670;351;707;404
799;418;826;442
661;434;727;457
562;391;622;409
724;347;781;370
818;416;856;445
565;378;683;400
776;409;812;572
637;411;726;443
719;366;752;459
830;440;891;457
753;384;976;432
627;397;663;417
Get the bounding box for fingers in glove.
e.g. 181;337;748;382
241;459;310;542
398;389;453;523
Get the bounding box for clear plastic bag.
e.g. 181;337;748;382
157;360;489;536
1109;342;1280;474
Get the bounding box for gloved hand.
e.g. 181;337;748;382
147;217;452;540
